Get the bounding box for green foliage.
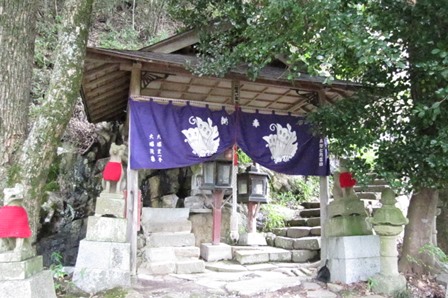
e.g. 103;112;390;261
419;243;448;264
270;177;320;208
393;289;412;298
367;277;378;292
237;148;252;165
50;251;69;293
168;0;448;193
261;204;286;232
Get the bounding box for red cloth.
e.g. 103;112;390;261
0;206;32;238
339;172;356;188
103;162;122;182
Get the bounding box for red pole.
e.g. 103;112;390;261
247;201;257;233
212;189;224;245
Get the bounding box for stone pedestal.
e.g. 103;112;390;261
0;270;56;298
200;243;232;262
74;190;131;293
238;232;267;246
328;235;380;284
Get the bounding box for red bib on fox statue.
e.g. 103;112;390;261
339;172;357;188
0;206;31;238
103;162;122;182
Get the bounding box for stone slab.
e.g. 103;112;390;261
300;208;321;218
371;273;407;295
238;232;267;246
144;247;175;262
287;227;311;238
73;267;131;294
274;236;294;249
287;219;308;226
173;246;200;259
225;274;302;296
142;220;192;234
205;261;248;272
266;248;291;262
328;235;380;259
75;240;130;271
292;250;318;263
146;232;195;247
139;261;175;275
141;207;189;224
234;250;269;265
245;263;277;271
200;243;232;262
307;289;338;298
0;247;36;263
99;191;124;200
272;228;288;237
307;217;321;227
85;216;127;242
293;236;321;250
0;255;43;281
95;197;126;218
329;257;380;284
0;270;56;298
175;259;205;274
301;202;320;209
310;227;321;236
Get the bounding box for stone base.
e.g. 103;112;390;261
73;268;131;294
0;256;43;281
238;233;267;246
0;270;56;298
75;240;130;271
0;248;36;263
371;274;407;295
328;235;380;284
95;197;126;218
200;243;232;262
326;216;372;237
85;216;127;242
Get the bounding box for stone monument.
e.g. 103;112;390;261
73;143;131;294
369;188;409;295
326;168;380;284
0;184;56;298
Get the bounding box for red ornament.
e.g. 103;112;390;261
103;162;122;182
339;172;356;188
0;206;32;238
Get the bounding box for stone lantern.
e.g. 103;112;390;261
237;165;269;245
369;188;409;295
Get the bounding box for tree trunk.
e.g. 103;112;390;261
437;189;448;254
0;0;37;194
399;188;439;275
16;0;94;240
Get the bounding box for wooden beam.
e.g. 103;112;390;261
140;30;199;53
83;71;128;92
84;64;120;82
87;76;131;98
87;85;129;107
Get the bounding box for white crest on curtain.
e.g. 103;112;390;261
182;116;220;157
262;123;298;163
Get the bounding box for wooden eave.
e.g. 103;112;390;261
81;47;360;123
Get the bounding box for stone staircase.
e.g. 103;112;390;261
138;208;205;275
265;201;322;263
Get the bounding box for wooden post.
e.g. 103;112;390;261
247;202;257;233
318;90;329;265
212;189;224;245
127;62;141;275
230;82;240;242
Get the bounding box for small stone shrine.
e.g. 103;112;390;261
369;188;409;295
0;184;56;298
73;143;131;294
326;168;380;284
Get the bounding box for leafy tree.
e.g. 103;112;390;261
168;0;448;274
0;0;94;240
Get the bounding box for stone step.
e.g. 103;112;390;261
272;227;288;237
354;185;388;193
141;207;189;229
292;250;319;263
356;192;378;201
310;226;321;236
142;220;192;234
264;247;292;262
274;236;321;251
286;218;308;227
286;227;312;238
299;208;320;218
146;232;195;248
173;246;200;260
301;202;320;209
75;240;130;271
175;259;205;274
139;261;176;275
306;217;321;227
86;216;127;243
144;247;176;262
235;250;269;265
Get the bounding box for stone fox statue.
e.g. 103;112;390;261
102;143;126;193
0;184;32;253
